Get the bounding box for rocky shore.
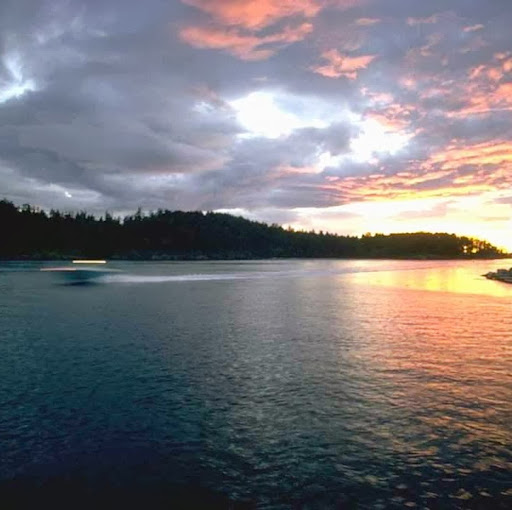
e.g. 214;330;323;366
484;267;512;283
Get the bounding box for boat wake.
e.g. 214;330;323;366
103;270;312;284
104;273;250;283
38;261;444;286
102;265;430;284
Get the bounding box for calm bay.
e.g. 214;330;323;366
1;259;511;508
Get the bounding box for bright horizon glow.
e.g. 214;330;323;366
216;196;512;253
329;197;512;253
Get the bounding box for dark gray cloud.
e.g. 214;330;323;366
1;0;511;230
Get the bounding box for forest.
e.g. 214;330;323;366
0;199;506;260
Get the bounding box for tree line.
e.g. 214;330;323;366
0;199;506;260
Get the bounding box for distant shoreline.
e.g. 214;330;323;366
1;253;510;262
1;199;508;261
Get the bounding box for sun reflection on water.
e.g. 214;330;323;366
335;270;512;502
348;259;512;298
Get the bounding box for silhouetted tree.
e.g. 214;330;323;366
0;199;506;260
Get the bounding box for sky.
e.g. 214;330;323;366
1;0;512;250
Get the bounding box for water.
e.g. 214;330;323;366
1;259;511;508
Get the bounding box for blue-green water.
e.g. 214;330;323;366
1;260;511;508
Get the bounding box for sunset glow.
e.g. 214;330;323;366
1;0;511;253
4;4;512;509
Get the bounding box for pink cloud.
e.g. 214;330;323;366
447;55;512;116
180;22;313;60
180;0;367;60
182;0;321;29
312;49;375;79
463;24;484;33
180;0;322;59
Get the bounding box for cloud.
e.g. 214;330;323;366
464;24;484;33
356;18;381;26
1;0;512;248
179;0;321;60
429;141;512;170
182;0;321;29
447;57;512;117
179;22;313;60
406;14;442;26
312;49;376;79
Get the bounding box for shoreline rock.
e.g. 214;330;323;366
484;268;512;284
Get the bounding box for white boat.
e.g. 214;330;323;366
41;260;119;283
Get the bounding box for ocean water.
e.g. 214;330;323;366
1;259;511;508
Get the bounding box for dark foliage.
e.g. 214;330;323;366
0;199;505;260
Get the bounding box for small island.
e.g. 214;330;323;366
484;268;512;284
0;199;508;261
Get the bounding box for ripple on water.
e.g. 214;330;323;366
0;260;511;507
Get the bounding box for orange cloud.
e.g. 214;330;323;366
317;139;512;205
362;89;417;130
182;0;321;29
448;57;512;116
180;22;313;60
428;141;512;170
321;171;505;204
312;49;375;79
